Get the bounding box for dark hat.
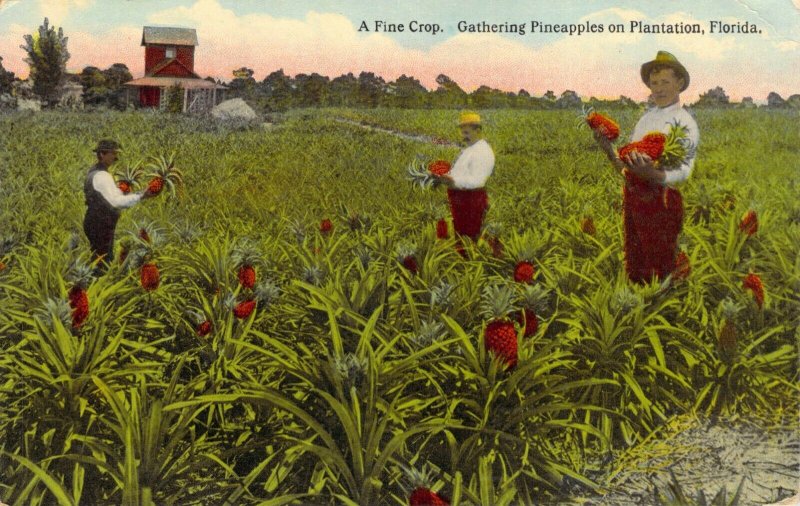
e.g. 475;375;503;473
641;51;690;92
93;139;123;153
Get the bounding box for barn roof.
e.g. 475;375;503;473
124;77;227;90
142;26;198;46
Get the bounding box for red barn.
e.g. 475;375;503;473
124;26;226;113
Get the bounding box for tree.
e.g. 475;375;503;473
329;73;358;107
228;67;256;99
356;72;385;108
0;56;16;95
80;63;132;109
385;74;427;108
261;69;294;111
555;90;581;109
470;85;511;109
430;74;467;109
767;92;786;108
694;86;730;108
294;73;330;107
543;90;557;101
165;82;184;113
20;17;70;106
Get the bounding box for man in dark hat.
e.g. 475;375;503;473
594;51;699;283
83;139;152;273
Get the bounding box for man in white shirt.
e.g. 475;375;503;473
594;51;699;283
436;111;495;245
83;139;152;272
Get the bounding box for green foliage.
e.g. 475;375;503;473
20;17;71;106
165;83;184;114
0;108;796;504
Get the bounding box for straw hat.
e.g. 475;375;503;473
458;111;481;127
640;51;690;92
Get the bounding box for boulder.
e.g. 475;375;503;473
17;98;41;112
211;98;257;121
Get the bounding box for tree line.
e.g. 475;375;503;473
1;18;799;112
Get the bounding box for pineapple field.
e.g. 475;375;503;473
0;107;798;505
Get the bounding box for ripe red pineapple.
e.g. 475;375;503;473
673;251;691;281
196;320;213;337
580;216;596;236
718;299;741;359
145;153;183;198
517;285;548;338
397;245;419;275
147;177;164;195
0;261;6;272
435;219;448;239
739;210;758;236
586;112;620;141
513;261;536;284
140;263;160;291
68;285;90;328
743;273;764;309
117;181;132;194
409;487;450;506
428;160;451;176
480;285;519;369
320;219;333;234
238;264;256;289
233;299;256;319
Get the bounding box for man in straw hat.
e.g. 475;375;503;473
593;51;699;283
83;139;153;273
435;111;495;250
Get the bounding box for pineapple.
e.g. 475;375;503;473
145;153;184;198
400;464;451;506
232;241;261;290
396;244;419;275
66;261;94;328
114;160;144;194
518;284;549;338
611;287;641;315
412;320;446;348
480;284;519;369
718;299;742;359
302;265;325;286
407;154;449;189
429;280;454;310
227;279;280;320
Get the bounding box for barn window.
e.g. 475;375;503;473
165;47;176;58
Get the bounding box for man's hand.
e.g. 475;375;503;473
624;152;666;183
593;129;615;158
436;174;455;188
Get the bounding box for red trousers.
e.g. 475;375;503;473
622;172;683;284
447;188;488;241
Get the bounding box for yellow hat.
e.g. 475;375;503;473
459;111;481;126
640;50;690;92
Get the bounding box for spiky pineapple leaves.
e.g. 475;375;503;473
145;152;184;200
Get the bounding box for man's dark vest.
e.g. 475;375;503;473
84;164;121;232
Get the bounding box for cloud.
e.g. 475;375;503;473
37;0;93;23
0;0;797;102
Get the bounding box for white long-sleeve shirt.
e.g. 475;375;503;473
91;170;142;209
630;101;699;186
631;102;700;185
449;139;495;190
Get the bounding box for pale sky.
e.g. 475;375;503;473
0;0;798;101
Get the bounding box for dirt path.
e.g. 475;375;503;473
333;117;461;147
575;414;799;505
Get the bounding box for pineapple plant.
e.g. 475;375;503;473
407;154;451;189
397;244;419;275
232;241;261;290
580;215;596;236
320;218;333;234
66;261;94;328
742;272;764;309
483;222;504;258
718;299;742;360
411;320;447;348
517;284;549;338
187;310;213;337
673;251;691;281
145;152;184;198
480;284;520;369
738;209;758;236
400;465;451;506
302;264;325;286
228;279;280;320
114;160;144;194
0;234;16;272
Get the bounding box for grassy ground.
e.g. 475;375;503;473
0;108;797;505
